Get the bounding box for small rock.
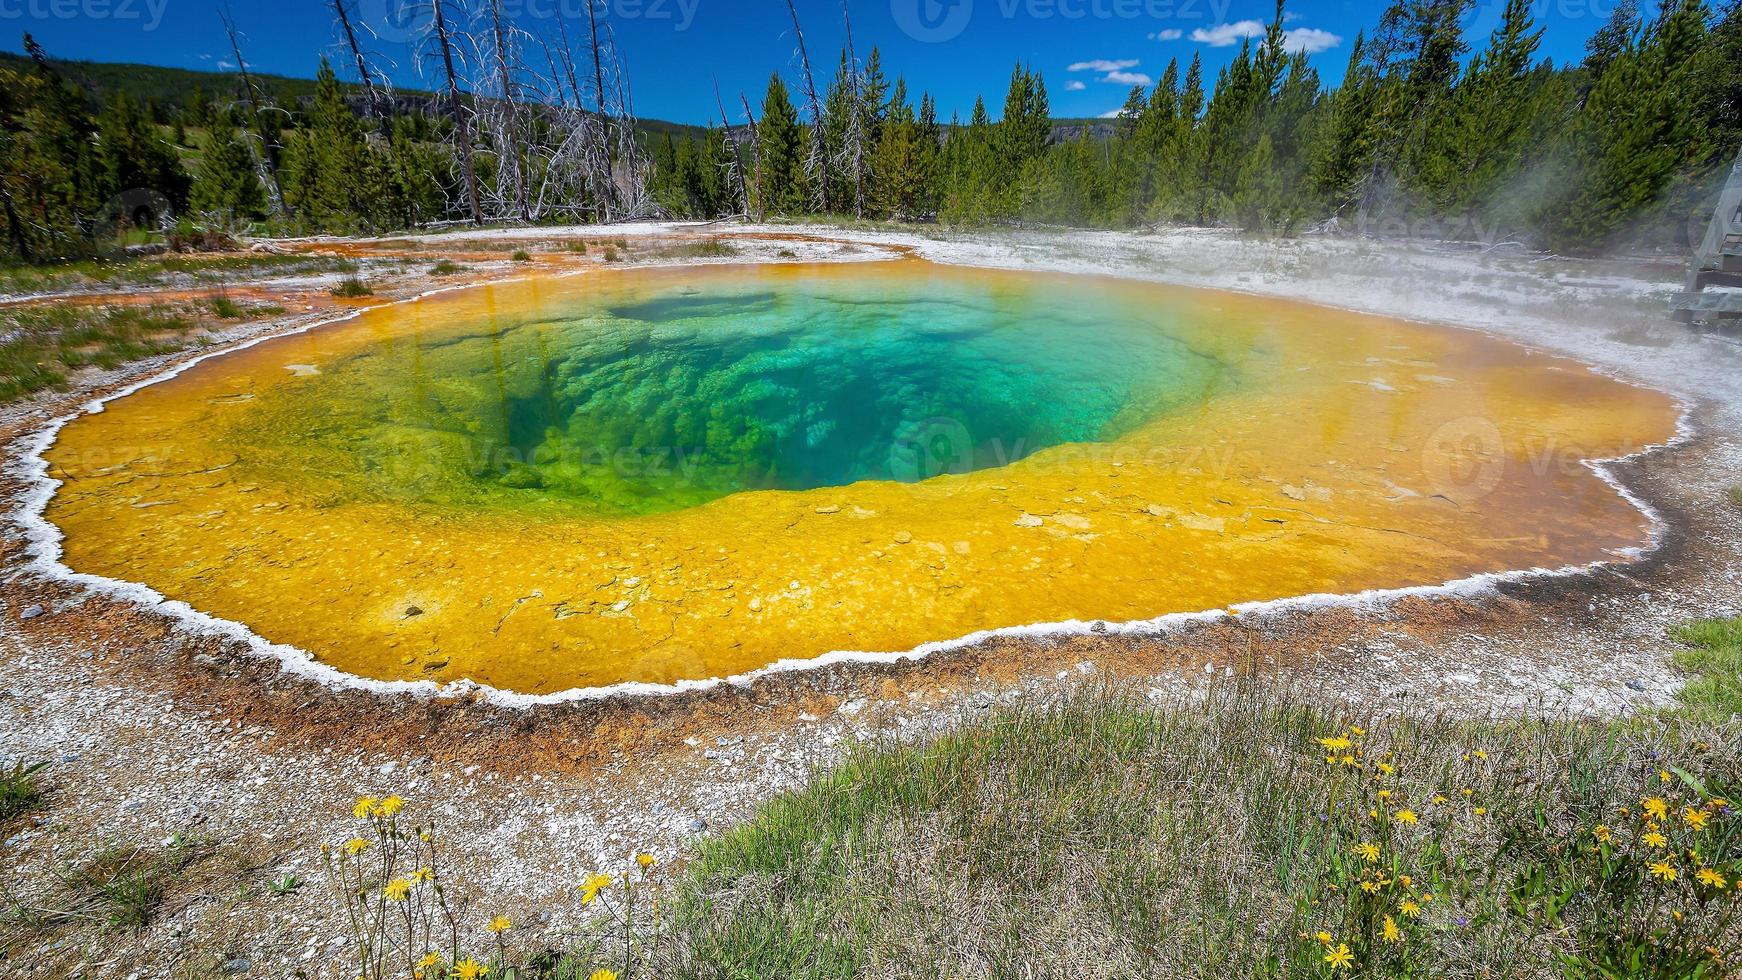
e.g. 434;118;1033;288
1014;514;1044;528
1625;679;1648;692
892;531;914;545
220;957;252;974
688;818;709;833
814;504;841;515
19;605;45;621
404;606;424;618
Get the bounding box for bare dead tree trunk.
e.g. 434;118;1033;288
429;0;483;223
330;0;381;117
714;76;749;216
488;0;531;221
784;0;829;213
584;0;620;220
739;91;763;221
841;0;867;218
554;18;586;109
605;22;654;218
219;5;287;219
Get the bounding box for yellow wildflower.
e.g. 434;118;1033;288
1643;798;1670;821
343;838;370;857
588;972;619;980
1319;735;1352;752
411;867;435;884
1356;842;1381;863
1593;825;1612;842
636;852;656;868
375;795;405;818
1360;880;1383;895
487;915;511;934
418;953;442;969
1643;830;1668;848
580;872;613;905
1474;807;1488;817
451;959;487;980
1474;749;1488;761
1324;943;1355;971
1394;809;1418;826
1684;807;1711;830
1398;875;1412;888
1315;931;1333;946
1648;861;1678;882
1377;762;1395;776
1400;899;1422;919
1382;916;1402;944
1708;798;1731;811
1698;868;1728;889
1660;770;1672;784
1378;790;1393;802
1462;788;1473;797
1340;755;1357;767
383;879;411;902
1350;726;1366;737
352;796;379;819
1432;795;1448;805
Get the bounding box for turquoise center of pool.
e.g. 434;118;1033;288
236;267;1232;517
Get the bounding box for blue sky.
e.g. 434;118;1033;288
1;0;1621;124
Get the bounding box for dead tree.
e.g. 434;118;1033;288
783;0;829;213
422;0;483;223
714;77;750;216
739;91;763;220
219;5;288;219
840;0;868;217
584;0;619;219
329;0;383;119
485;0;531;221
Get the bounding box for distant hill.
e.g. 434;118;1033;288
0;50;706;140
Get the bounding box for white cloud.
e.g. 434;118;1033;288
1189;20;1265;46
1067;58;1139;73
1064;80;1087;91
1104;70;1154;86
1098;108;1125;118
1284;28;1342;55
1148;29;1183;41
1189;20;1342;55
217;59;237;70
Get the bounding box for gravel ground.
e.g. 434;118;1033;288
0;224;1738;979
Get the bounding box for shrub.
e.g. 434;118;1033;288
510;249;532;262
332;277;374;298
0;761;47;821
602;246;620;263
567;241;589;254
429;259;466;277
208;295;245;319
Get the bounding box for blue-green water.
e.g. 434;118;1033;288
239;265;1231;517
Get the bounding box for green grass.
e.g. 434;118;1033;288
0;305;202;402
511;249;533;262
0;762;47;823
653;686;1741;980
1671;617;1742;722
332;276;375;298
661;240;739;259
429;259;468;276
1729;486;1741;510
567;241;589;254
0;254;359;297
602;245;621;263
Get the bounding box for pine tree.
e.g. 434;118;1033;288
284;58;382;232
96;89;192;223
190;113;266;222
755;73;807;215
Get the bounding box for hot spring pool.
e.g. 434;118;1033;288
42;260;1680;695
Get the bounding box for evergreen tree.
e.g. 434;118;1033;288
190;113;266;222
284;59;383;232
97;89;191;214
755;73;808;215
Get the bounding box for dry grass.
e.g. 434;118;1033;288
653;684;1742;980
0;304;204;402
